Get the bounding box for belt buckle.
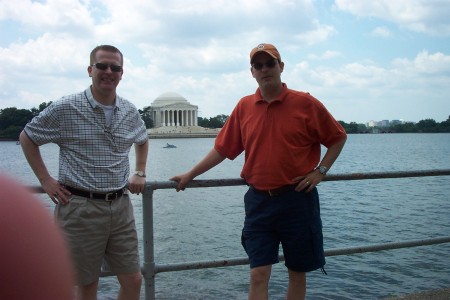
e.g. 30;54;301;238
268;190;274;197
105;192;116;201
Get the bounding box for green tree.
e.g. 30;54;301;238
391;122;417;133
416;119;437;133
30;101;52;117
197;117;209;127
198;114;229;128
208;114;228;128
338;121;366;133
0;107;34;139
139;106;154;128
436;116;450;132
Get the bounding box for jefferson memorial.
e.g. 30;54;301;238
147;92;219;138
149;92;198;127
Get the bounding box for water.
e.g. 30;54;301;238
1;133;449;299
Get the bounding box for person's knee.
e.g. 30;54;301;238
288;269;306;284
250;266;271;285
118;272;142;290
77;281;99;300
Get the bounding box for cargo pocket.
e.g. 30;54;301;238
241;229;249;255
310;224;326;271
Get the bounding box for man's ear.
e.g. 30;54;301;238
87;66;92;77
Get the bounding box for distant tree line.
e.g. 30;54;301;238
0;102;52;140
339;117;450;134
197;114;229;128
1;104;449;140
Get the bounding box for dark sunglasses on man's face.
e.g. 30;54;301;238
91;62;123;72
252;59;278;71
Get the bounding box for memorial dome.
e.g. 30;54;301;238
151;92;189;107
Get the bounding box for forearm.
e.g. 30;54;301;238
19;131;51;184
319;136;347;170
189;148;225;178
134;140;149;172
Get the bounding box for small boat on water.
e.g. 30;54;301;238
163;143;177;149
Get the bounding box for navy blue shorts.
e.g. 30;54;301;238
241;187;325;272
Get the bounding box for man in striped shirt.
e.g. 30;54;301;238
20;45;148;300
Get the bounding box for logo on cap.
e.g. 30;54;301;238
250;43;281;63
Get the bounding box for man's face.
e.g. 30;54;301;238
88;50;123;96
251;52;284;89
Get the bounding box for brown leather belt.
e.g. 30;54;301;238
250;184;297;197
66;186;124;201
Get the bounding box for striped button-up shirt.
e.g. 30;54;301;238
24;87;148;192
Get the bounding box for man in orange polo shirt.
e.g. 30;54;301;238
171;43;347;300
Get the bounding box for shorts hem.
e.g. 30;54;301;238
285;262;326;273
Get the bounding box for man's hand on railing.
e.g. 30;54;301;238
170;172;195;192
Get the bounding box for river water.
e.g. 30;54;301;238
1;133;449;299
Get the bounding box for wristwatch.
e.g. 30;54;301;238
316;165;328;175
134;171;146;177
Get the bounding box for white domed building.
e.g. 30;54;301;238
150;92;198;128
147;92;219;138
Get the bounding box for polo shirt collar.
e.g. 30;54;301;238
84;86;120;111
254;83;289;103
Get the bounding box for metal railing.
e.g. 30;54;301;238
33;169;450;299
135;169;450;300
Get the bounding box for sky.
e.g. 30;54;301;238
1;0;449;124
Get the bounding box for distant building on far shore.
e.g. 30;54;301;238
149;92;198;128
147;92;219;138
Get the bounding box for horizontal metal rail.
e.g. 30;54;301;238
145;169;450;191
140;169;450;299
28;169;450;300
154;236;450;273
29;169;450;193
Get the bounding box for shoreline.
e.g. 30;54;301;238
382;288;450;299
147;125;219;139
1;130;448;142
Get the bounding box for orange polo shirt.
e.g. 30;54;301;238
215;83;346;190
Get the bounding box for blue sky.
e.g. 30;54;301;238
1;0;449;123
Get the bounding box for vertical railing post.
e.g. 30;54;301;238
142;187;155;300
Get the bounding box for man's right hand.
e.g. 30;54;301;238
41;177;71;205
170;172;194;192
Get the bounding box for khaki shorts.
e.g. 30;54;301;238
55;193;140;286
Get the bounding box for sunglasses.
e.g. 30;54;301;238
252;59;278;71
91;62;123;72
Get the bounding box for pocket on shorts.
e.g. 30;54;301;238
310;224;325;269
241;229;249;255
55;196;87;227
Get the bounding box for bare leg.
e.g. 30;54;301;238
248;265;272;300
286;270;306;300
117;272;142;300
76;281;98;300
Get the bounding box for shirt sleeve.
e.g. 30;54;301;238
23;102;61;146
214;105;244;160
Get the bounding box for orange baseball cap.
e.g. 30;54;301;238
250;43;281;63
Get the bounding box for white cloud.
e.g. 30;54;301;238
0;0;448;123
294;20;337;46
335;0;450;36
393;51;450;75
0;0;94;35
371;26;393;38
308;50;341;60
285;50;450;122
